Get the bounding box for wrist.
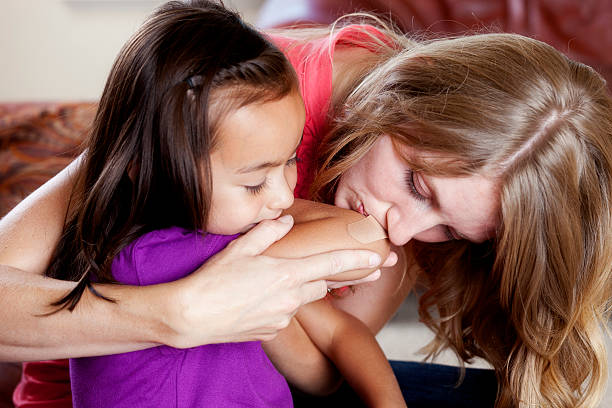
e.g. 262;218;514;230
143;281;187;347
94;282;172;347
152;277;216;349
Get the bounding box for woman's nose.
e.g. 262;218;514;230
386;206;437;246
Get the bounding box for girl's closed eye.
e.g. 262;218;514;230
244;155;300;195
286;154;300;166
245;179;268;195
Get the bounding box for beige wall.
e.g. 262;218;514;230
0;0;263;102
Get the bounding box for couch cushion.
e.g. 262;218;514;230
0;102;95;216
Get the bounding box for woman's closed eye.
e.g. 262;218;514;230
405;169;461;242
405;169;428;202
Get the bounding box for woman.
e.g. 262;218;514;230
267;20;612;407
3;7;612;408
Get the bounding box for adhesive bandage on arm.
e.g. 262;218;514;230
347;215;388;244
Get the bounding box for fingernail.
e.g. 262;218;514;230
278;215;293;224
368;270;381;281
369;254;381;267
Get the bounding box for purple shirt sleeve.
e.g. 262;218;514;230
111;226;239;286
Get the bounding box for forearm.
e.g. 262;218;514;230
0;265;169;362
0;157;176;361
326;316;405;407
329;245;416;334
295;301;405;407
262;199;393;393
273;199;390;282
263;318;342;395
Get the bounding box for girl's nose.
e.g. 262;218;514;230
269;176;295;210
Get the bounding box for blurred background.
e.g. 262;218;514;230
0;0;264;101
1;0;611;406
3;0;612;101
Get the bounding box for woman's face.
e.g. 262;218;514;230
334;135;500;246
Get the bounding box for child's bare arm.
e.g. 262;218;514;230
262;199;405;404
262;312;342;395
272;198;391;281
295;300;406;407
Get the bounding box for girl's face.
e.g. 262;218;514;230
334;135;500;246
207;91;305;235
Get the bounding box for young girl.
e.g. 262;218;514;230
45;1;403;407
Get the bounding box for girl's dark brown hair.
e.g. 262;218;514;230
46;0;298;311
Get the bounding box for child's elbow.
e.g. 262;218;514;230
292;373;344;397
325;213;391;282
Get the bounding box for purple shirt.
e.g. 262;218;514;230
70;227;293;408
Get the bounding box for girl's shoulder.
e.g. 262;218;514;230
112;227;238;286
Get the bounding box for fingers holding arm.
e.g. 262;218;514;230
161;216;384;348
325;250;397;289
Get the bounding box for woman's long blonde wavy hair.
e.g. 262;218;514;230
307;17;612;408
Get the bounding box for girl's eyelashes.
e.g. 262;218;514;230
245;179;268;195
286;154;300;166
244;155;299;195
405;169;428;202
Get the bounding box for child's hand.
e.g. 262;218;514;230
162;215;383;349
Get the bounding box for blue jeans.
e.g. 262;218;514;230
292;361;497;407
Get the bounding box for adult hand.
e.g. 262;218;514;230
326;251;397;289
163;215;382;348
